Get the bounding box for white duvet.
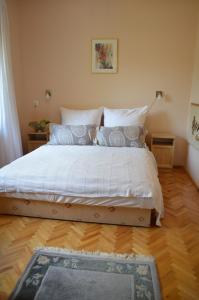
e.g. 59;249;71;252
0;145;164;225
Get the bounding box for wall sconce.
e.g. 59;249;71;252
45;89;52;100
149;90;164;111
155;91;163;101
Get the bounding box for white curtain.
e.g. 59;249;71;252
0;0;22;167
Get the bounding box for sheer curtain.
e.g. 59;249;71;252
0;0;22;167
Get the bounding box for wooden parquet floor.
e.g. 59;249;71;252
0;167;199;299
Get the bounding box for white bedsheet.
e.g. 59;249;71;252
0;145;164;225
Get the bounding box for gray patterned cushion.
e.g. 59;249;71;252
96;126;147;147
48;124;96;145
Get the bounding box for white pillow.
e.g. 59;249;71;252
60;107;103;126
104;106;148;127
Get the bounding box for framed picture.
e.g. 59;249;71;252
188;103;199;151
92;39;118;73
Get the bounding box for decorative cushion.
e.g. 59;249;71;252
60;107;103;126
96;126;147;147
48;124;96;145
104;106;148;127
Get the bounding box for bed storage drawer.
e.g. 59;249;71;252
0;197;152;227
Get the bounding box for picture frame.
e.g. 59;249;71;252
188;102;199;151
91;39;118;73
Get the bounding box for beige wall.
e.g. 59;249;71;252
186;14;199;188
7;0;199;165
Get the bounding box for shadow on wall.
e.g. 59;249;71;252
145;111;171;133
174;137;188;166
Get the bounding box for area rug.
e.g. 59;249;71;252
9;248;161;300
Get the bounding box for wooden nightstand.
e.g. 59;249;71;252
151;133;175;168
27;132;49;152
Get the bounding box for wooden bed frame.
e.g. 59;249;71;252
0;197;154;227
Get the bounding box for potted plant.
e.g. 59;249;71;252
29;119;50;132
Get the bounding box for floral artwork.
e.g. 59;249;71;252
92;39;117;73
188;103;199;151
95;43;113;69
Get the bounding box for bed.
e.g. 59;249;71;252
0;144;163;227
